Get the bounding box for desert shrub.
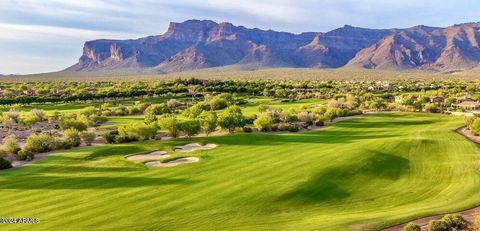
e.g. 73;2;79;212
0;158;12;169
441;214;469;230
80;131;96;146
167;99;180;108
5;110;20;123
61;119;88;131
403;222;421;231
1;135;20;155
258;104;270;112
80;106;98;116
297;111;313;126
63;128;81;147
242;126;253;133
30;109;45;121
101;133;116;144
424;103;438;113
20;115;40;126
254;113;274;131
118;124;158;142
315;118;325;126
16;149;34;161
89;115;108;125
24;133;61;153
473;213;480;231
277;123;298;132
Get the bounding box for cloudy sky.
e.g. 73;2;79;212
1;0;480;74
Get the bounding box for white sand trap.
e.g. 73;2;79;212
126;151;170;161
145;157;199;167
174;143;217;152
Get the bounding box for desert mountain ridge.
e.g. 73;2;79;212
64;20;480;74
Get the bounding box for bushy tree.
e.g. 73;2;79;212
158;114;181;138
441;214;469;230
403;222;421;231
180;119;201;137
198;111;217;136
80;131;96;146
428;220;447;231
470;117;480;135
63;128;81;147
144;104;169;124
182;103;205;119
218;105;246;133
253;113;274;131
1;135;20;155
209;97;228;110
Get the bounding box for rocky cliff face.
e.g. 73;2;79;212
65;20;480;73
346;23;480;70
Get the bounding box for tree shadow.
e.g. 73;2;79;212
0;175;191;190
200;131;398;146
276;150;409;205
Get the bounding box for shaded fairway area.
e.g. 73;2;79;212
0;113;479;230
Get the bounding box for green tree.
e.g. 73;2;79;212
218;105;246;133
180;119;201;137
198;111;217;136
470;117;480;135
144;104;169;124
158;114;181;138
182;103;205;119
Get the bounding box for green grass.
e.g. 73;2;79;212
239;97;325;116
0;113;479;230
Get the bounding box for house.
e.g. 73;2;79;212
455;101;480;111
430;96;445;105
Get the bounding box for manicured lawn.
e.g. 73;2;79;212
239;97;325;116
0;113;479;230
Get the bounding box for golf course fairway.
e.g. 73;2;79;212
0;113;479;230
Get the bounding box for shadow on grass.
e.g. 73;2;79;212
0;175;191;189
201;130;398;146
277;150;409;205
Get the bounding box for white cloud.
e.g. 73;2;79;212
0;23;144;42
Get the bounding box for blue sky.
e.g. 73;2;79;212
1;0;480;74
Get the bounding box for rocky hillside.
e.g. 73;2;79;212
65;20;480;73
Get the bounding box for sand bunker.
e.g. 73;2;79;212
126;151;170;161
145;157;200;167
174;143;217;152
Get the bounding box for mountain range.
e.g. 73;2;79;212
64;20;480;74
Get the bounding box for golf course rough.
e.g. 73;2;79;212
0;113;479;230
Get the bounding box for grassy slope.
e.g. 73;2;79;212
0;113;479;230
